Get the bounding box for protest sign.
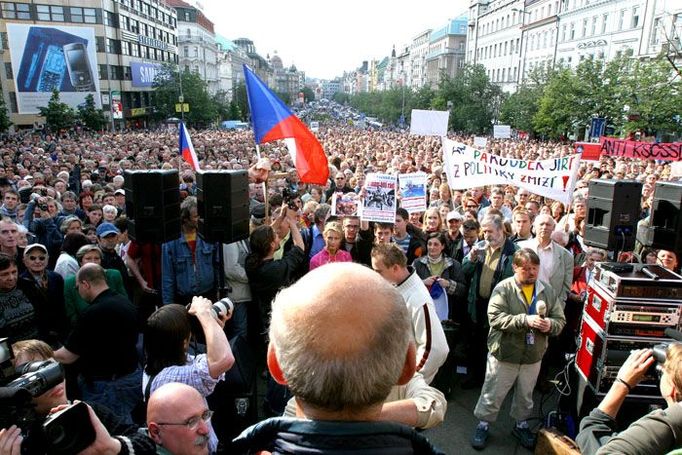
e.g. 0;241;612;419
493;125;511;139
398;172;427;213
442;138;581;205
409;109;449;136
361;173;397;223
599;138;682;161
473;136;488;148
331;192;360;217
575;142;602;161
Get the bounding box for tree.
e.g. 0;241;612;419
77;94;106;131
0;92;11;132
301;86;315;103
152;64;218;126
38;90;76;132
433;65;502;134
533;67;579;139
499;66;549;135
234;82;250;122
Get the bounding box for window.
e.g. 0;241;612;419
547;4;552;15
2;3;30;20
193;46;198;57
8;92;17;113
591;16;597;35
5;62;12;79
602;14;608;34
121;41;130;55
504;41;508;55
561;24;567;42
37;5;50;20
129;18;138;33
631;6;640;28
104;11;118;27
618;10;625;31
120;15;129;30
543;31;548;48
569;22;575;40
98;64;108;80
582;18;588;37
71;7;83;22
96;36;105;52
131;43;139;57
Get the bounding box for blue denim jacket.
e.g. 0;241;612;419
161;235;216;305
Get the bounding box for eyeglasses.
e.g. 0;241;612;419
157;410;213;431
335;177;345;180
28;256;46;261
466;205;478;209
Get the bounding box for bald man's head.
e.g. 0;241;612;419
147;383;210;455
268;262;414;415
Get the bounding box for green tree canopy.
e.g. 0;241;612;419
152;65;218;126
77;94;106;131
38;90;76;132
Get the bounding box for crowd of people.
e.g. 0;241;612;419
0;124;680;454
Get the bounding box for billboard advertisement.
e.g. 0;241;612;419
130;61;162;87
111;90;122;119
6;24;101;114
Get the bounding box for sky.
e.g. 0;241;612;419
200;0;469;80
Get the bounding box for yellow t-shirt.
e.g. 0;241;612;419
522;284;534;307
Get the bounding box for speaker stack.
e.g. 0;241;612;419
638;181;682;255
584;179;642;251
124;170;181;243
196;170;249;244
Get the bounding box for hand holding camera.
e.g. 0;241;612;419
617;349;656;391
188;296;233;329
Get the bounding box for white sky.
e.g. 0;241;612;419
201;0;469;80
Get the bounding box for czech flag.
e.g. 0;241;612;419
243;65;328;185
179;121;200;171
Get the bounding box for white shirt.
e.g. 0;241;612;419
536;240;555;285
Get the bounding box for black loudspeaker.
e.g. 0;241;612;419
585;179;642;251
124;170;180;243
638;181;682;253
196;170;249;243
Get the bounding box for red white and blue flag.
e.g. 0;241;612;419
179;121;200;170
243;65;328;185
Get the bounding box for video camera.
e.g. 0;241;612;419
282;188;299;210
0;338;95;454
650;328;682;376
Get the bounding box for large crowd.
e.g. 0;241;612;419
0;125;680;454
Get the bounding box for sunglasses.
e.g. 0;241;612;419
28;255;46;261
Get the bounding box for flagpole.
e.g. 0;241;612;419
255;143;269;220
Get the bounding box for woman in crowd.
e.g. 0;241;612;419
309;221;352;270
657;250;680;273
86;204;103;227
53;232;90;279
551;201;566;223
422;207;443;235
102;204;118;222
413;232;467;322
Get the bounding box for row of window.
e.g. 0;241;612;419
479;1;561;36
487;66;518;83
114;0;176;28
560;7;640;44
0;3;176;48
478;38;521;60
97;37;178;63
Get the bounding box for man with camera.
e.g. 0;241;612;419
54;263;141;424
0;339;155;454
143;296;234;453
577;345;682;455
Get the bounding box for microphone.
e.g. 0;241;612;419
537;301;546;319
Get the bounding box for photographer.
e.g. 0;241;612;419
143;297;234;453
576;346;682;455
0;339;155;454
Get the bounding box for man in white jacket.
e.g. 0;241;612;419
371;242;449;384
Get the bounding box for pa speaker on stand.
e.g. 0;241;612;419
637;181;682;258
584;179;642;257
124;170;181;243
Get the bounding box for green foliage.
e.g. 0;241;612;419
332;91;349;104
0;92;12;132
38;90;76;132
499;66;549;134
233;82;250;122
77;94;106;131
301;86;315;102
348;85;434;125
152;64;218;126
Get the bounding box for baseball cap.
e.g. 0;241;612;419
23;243;47;257
96;222;120;237
446;210;463;222
114;189;125;196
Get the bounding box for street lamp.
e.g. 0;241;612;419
400;71;406;128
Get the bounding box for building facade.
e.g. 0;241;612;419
0;0;178;128
167;0;218;94
425;16;468;87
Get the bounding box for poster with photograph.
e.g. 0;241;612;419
6;23;101;114
361;173;397;223
398;172;427;213
331;192;360;217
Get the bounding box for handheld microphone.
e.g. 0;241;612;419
537;301;546;319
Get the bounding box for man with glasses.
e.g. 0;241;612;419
147;382;213;455
341;216;372;266
325;172;354;200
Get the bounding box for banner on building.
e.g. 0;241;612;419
6;24;101;114
398;172;427;213
442;138;582;205
493;124;511;139
409;109;449;136
599;137;682;161
360;173;397;223
111;91;122;120
130;61;163;88
575;142;602;161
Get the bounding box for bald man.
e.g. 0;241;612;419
147;383;212;455
232;263;445;454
